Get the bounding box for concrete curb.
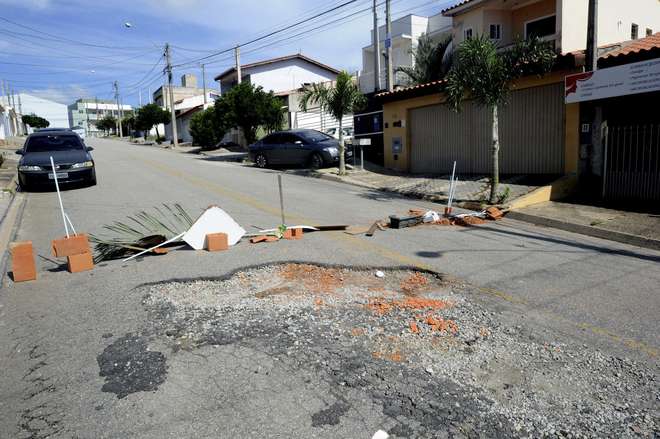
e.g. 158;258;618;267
507;210;660;251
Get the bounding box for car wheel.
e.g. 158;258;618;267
309;153;324;169
255;153;268;168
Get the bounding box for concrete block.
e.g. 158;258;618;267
206;233;229;251
67;252;94;273
52;234;90;257
10;241;37;282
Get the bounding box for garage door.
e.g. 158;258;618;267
409;83;565;174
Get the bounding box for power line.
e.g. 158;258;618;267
0;16;154;51
172;0;361;67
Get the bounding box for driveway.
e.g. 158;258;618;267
1;138;658;438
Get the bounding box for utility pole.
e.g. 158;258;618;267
385;0;393;92
235;46;242;84
17;92;22;114
585;0;599;72
201;63;208;106
11;87;16;109
113;81;123;137
148;86;152;104
164;43;178;147
373;0;382;92
138;89;142;107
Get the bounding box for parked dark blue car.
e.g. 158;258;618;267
248;129;351;169
17;131;96;190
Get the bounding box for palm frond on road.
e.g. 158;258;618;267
90;203;195;262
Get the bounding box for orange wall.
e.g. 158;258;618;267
511;0;557;38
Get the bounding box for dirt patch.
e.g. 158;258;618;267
138;264;658;438
97;334;167;399
399;272;429;295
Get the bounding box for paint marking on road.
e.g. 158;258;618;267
132;153;658;359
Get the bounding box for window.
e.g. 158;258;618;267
464;28;473;40
631;23;639;40
525;15;556;39
647;28;653;37
489;24;501;40
261;134;281;145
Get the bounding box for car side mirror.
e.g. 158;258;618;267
15;150;23;155
86;147;94;152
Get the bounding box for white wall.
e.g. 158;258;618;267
18;93;69;128
561;0;660;53
248;58;338;94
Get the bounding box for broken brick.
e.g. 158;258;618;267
10;241;37;282
486;207;504;220
206;233;229;251
409;321;420;334
52;234;90;257
250;235;279;244
67;252;94;273
152;248;169;255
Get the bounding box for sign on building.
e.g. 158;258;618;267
565;59;660;103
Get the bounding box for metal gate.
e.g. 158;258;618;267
603;124;660;202
409;83;565;174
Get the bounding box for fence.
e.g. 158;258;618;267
603;124;660;202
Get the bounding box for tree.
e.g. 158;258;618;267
22;114;49;129
300;71;365;175
96;115;117;135
121;112;135;136
446;36;556;203
396;35;453;85
135;103;171;140
213;82;283;146
189;107;217;148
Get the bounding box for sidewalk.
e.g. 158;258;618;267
507;201;660;251
302;161;551;207
0;139;21;228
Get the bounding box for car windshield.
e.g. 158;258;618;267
25;135;83;152
300;131;333;143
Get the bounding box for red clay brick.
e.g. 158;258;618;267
10;241;36;282
250;235;279;244
52;234;90;257
291;228;303;240
486;207;504;220
206;233;229;251
152;248;169;255
283;229;293;239
67;252;94;273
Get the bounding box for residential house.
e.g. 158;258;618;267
17;93;69;129
153;74;206;109
164;91;220;143
360;12;453;93
443;0;660;54
214;53;339;95
214;54;341;145
68;99;132;136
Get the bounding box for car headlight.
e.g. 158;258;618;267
18;165;42;171
71;161;94;169
325;147;338;156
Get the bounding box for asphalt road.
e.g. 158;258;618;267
1;137;658;438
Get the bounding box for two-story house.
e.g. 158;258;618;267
360;12;453;93
443;0;660;54
213;54;342;145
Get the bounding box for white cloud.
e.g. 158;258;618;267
26;84;89;104
0;0;50;9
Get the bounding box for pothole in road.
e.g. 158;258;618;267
97;334;167;399
134;263;657;438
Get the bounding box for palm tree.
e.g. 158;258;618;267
300;71;366;175
396;35;453;85
446;36;556;203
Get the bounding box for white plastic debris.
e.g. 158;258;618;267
375;270;385;278
182;206;246;250
423;210;440;223
372;430;389;439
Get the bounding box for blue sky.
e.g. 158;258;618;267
0;0;458;106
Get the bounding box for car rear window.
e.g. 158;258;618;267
26;135;83;152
